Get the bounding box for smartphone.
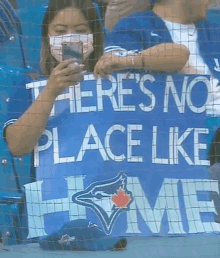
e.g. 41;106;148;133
62;42;83;63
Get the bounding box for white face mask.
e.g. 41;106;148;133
49;33;94;62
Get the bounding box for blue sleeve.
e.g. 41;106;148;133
3;75;33;142
104;19;144;52
104;13;148;53
208;21;220;44
104;11;174;54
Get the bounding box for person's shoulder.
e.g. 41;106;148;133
112;10;156;30
196;18;220;41
122;10;156;23
197;18;220;29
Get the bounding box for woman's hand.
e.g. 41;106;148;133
46;59;86;98
94;44;190;78
94;52;129;79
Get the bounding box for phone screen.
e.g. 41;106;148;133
62;42;83;63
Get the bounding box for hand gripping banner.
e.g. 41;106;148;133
23;72;220;239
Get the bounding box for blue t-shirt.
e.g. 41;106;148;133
104;11;173;54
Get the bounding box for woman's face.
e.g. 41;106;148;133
48;6;94;63
48;7;91;36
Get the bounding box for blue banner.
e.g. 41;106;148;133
23;72;220;239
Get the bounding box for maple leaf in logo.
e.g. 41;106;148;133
111;187;131;209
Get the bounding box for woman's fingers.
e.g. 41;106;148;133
94;54;121;79
94;60;110;79
95;64;114;79
55;59;76;70
54;63;85;77
93;70;99;80
94;60;103;79
62;63;85;76
94;64;110;79
62;70;87;83
68;62;85;72
94;56;108;78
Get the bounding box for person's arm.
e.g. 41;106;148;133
94;43;190;78
6;60;85;156
95;10;190;77
6;87;56;156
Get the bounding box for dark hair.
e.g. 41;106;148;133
41;0;104;75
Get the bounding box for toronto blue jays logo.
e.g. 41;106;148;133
72;172;133;234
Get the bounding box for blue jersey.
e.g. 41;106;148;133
2;74;42;182
104;10;220;79
3;75;33;139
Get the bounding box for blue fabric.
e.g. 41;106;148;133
196;18;220;79
2;75;33;142
104;11;173;52
39;219;126;251
2;74;37;184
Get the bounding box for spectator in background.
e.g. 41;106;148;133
3;0;104;157
2;0;127;248
94;1;191;77
41;0;104;75
104;0;155;31
94;0;218;77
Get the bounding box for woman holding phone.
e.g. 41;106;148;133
3;0;104;157
3;1;128;249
